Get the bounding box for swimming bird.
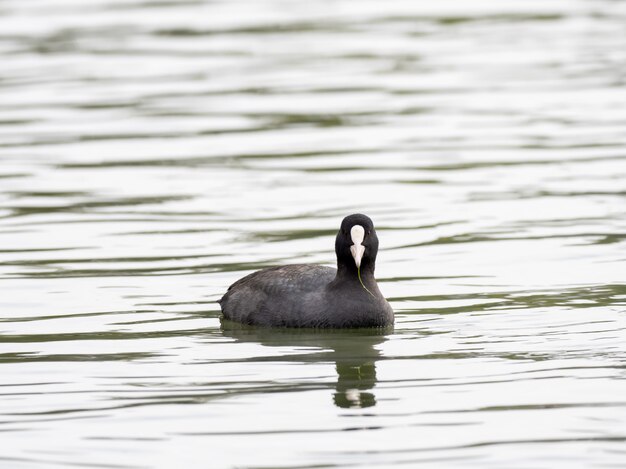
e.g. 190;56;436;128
219;214;394;328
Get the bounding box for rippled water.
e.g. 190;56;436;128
1;0;626;467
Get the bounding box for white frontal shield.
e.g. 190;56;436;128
350;225;365;268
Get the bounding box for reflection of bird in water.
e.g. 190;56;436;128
220;320;389;408
334;356;377;408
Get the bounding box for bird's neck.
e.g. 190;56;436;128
335;262;377;289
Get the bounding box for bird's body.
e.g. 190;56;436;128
219;214;394;328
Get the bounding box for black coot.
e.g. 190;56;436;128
219;214;394;328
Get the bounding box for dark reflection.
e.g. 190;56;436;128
220;320;390;409
334;356;377;408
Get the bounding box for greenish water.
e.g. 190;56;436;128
1;0;625;467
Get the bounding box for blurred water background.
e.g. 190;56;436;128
1;0;626;467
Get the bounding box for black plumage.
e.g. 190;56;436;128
219;214;394;328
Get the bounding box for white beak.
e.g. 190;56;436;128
350;225;366;268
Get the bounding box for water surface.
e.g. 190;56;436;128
1;0;625;467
